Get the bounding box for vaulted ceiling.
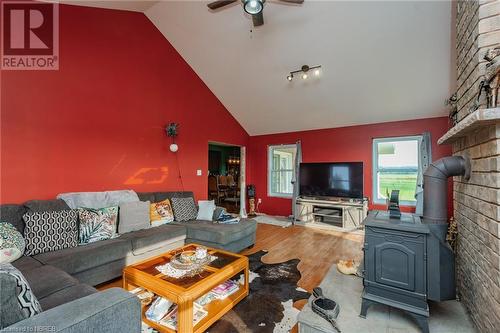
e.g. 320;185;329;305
60;1;456;136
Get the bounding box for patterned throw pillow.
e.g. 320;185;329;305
78;206;118;245
0;223;25;264
0;263;42;328
23;210;78;256
150;199;174;227
171;197;198;222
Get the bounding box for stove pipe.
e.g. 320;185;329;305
423;155;470;227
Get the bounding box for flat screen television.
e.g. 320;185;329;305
299;162;364;199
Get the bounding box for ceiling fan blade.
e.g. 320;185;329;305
207;0;238;10
278;0;304;3
252;11;264;26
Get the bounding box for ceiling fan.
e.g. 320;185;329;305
207;0;304;27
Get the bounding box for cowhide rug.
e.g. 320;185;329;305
207;250;310;333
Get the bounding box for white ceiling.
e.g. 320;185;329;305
62;1;456;136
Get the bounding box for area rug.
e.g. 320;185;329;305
253;215;292;228
141;250;309;333
207;250;310;333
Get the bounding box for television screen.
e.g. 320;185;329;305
299;162;364;199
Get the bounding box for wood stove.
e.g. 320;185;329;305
360;156;470;333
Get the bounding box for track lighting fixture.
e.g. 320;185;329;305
287;64;322;81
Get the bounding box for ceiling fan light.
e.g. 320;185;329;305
287;74;293;81
244;0;263;15
314;68;321;76
302;73;308;80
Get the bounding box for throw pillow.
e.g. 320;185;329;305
78;206;118;245
0;263;42;328
0;223;25;264
119;201;151;234
150;199;174;227
23;210;78;256
171;197;198;222
197;200;216;221
213;206;226;221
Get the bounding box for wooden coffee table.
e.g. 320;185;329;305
122;244;249;333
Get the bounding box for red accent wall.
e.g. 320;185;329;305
0;4;249;203
247;117;452;217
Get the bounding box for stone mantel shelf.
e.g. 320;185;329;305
438;108;500;145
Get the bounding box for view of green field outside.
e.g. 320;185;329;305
378;172;417;202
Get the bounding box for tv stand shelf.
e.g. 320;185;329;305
296;197;368;231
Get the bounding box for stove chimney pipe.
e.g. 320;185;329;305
423;155;470;225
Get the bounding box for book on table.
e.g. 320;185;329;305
158;303;208;330
143;279;241;329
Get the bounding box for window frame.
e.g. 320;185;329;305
267;144;297;198
372;135;422;206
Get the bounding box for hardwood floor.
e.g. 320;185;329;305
98;223;364;331
241;224;363;292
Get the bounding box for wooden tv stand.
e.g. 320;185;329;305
295;197;368;231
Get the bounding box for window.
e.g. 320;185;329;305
268;144;297;198
373;136;422;205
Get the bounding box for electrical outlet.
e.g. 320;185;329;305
196;169;202;176
257;198;262;204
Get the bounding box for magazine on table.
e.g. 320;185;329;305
145;297;173;322
211;280;240;299
158;303;208;330
195;279;240;307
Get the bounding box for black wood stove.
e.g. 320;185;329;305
359;156;470;333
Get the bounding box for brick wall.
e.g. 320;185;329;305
452;124;500;332
453;1;500;332
456;0;500;121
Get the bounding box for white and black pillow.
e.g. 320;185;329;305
171;197;198;222
0;263;42;328
23;210;78;256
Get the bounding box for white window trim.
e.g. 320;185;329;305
372;135;422;206
268;144;296;198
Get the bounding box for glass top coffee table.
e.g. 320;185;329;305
123;244;249;333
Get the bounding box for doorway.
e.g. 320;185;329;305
208;143;242;214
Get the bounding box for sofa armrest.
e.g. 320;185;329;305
2;288;141;333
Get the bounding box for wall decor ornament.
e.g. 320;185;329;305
445;93;458;126
166;123;179;152
470;47;500;114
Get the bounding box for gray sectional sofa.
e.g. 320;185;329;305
0;191;257;332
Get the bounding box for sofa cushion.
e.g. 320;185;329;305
137;191;194;203
121;224;186;255
171;197;198;222
0;222;25;264
0;204;27;234
78;206;118;245
0;263;42;329
119;201;151;234
173;218;257;245
197;200;216;221
24;199;70;212
39;283;97;311
33;238;132;275
23;210;79;256
22;265;79;300
150;199;174;226
11;256;43;273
